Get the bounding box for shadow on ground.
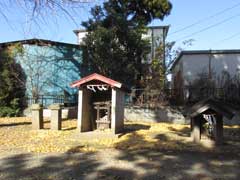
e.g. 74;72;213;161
0;123;239;180
167;126;190;137
122;123;150;134
0;122;31;128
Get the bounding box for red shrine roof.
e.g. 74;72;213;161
70;73;122;88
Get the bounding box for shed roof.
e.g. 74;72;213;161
70;73;123;89
186;98;234;119
0;38;80;48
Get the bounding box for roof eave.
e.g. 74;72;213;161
0;38;80;47
70;73;123;90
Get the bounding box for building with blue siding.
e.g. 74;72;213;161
0;39;85;106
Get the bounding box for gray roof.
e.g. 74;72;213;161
0;38;80;48
170;49;240;71
186;98;234;119
73;29;87;35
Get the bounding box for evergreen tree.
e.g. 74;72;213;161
81;0;172;87
0;44;26;117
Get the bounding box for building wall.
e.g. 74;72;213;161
14;43;83;105
125;106;188;124
211;54;240;82
77;31;88;44
175;53;240;88
124;106;240;125
182;54;210;86
142;27;165;63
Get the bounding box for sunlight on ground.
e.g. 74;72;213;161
0;117;239;154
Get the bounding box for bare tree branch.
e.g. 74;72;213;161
0;0;97;29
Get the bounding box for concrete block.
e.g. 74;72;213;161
49;104;62;130
31;104;43;130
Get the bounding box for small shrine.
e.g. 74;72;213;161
70;73;127;134
187;98;234;145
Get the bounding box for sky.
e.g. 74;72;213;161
1;0;240;50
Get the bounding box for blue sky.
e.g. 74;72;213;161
1;0;240;50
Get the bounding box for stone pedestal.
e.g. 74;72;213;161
31;104;43;130
49;104;62;130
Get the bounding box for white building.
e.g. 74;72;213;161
142;26;169;63
73;29;88;44
73;26;169;63
170;50;240;102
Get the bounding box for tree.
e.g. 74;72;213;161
0;44;26;117
81;0;172;87
0;0;94;19
0;0;97;29
145;45;165;90
119;0;172;24
165;39;195;74
143;39;194;92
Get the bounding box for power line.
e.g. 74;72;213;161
169;2;240;36
212;31;240;45
175;13;240;42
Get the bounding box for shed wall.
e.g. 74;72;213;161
179;53;240;87
14;44;83;106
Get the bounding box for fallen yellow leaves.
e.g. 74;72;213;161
0;117;239;154
0;117;77;153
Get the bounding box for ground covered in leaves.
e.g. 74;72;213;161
0;117;240;154
0;117;240;179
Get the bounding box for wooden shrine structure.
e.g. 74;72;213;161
187;98;234;145
71;73;128;134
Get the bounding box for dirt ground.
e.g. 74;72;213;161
0;117;240;180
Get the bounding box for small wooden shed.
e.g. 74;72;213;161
71;73;127;134
187;98;234;144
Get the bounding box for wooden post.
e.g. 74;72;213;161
111;88;124;134
77;89;83;132
190;117;193;131
31;104;43;130
49;104;62;130
77;88;92;132
191;117;201;143
107;103;111;124
214;114;223;145
96;105;100;121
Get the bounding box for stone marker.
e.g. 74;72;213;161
49;104;62;130
31;104;43;130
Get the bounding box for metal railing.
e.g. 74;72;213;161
27;94;77;107
126;87;240;107
26;87;240;108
